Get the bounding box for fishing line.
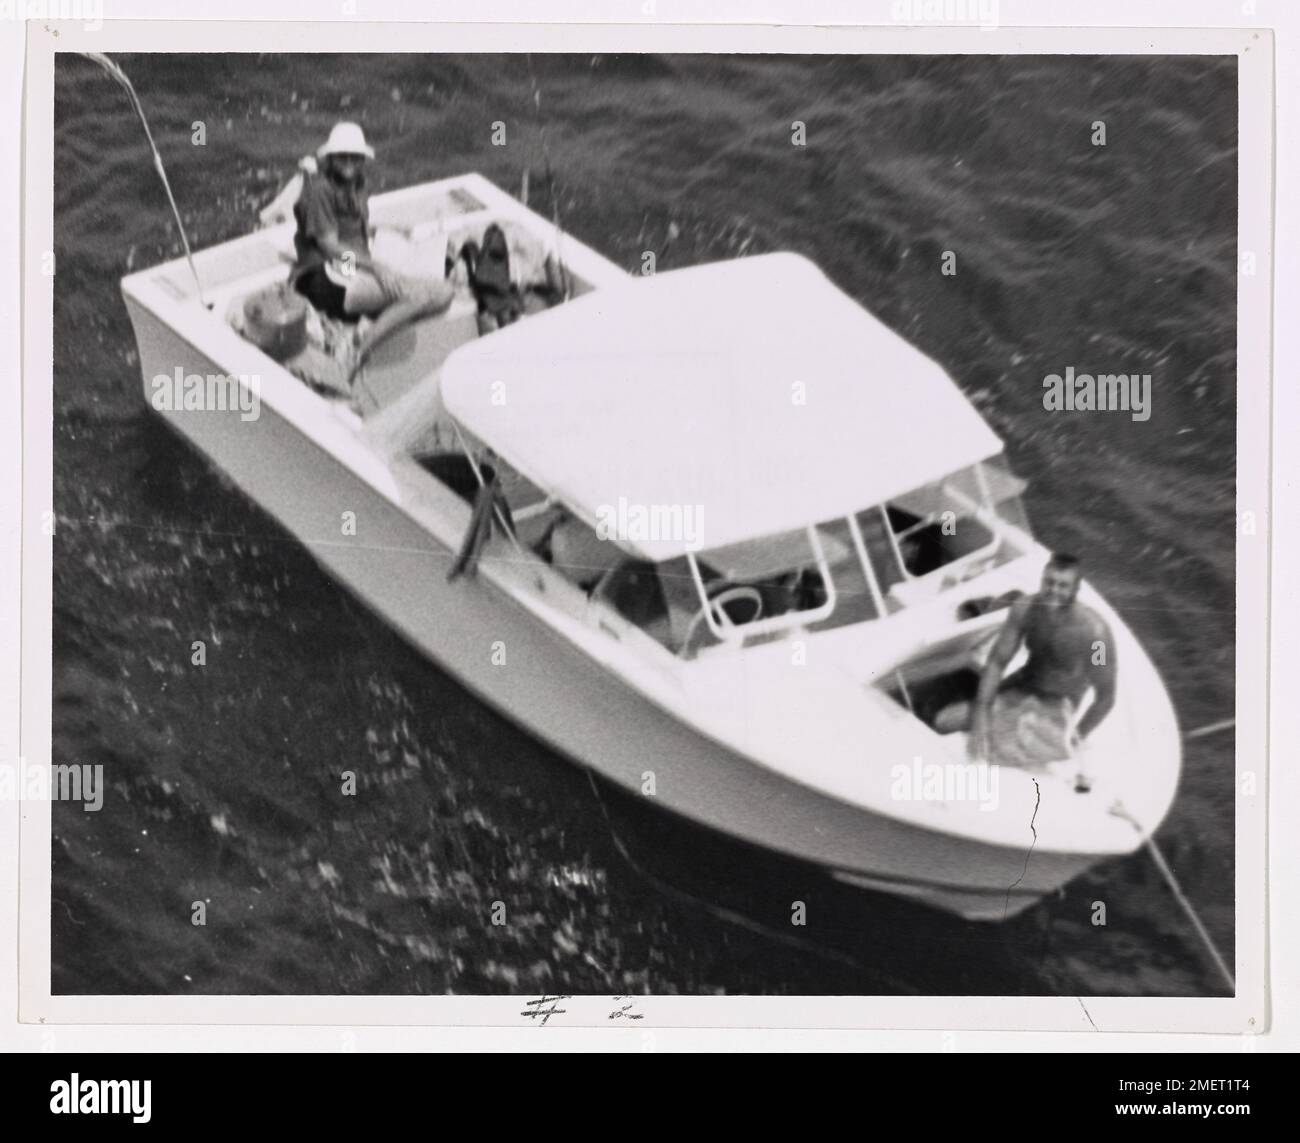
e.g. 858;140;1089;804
524;53;572;299
78;52;208;308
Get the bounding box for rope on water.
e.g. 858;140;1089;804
1109;801;1235;993
1184;718;1235;741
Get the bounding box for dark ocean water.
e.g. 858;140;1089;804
50;53;1237;997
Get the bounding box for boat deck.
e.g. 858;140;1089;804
128;172;627;427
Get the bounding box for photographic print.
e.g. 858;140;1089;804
16;19;1271;1029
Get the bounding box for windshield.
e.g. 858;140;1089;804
595;528;842;658
593;457;1034;654
860;457;1032;609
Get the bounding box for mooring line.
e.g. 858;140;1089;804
1184;718;1235;741
1109;801;1235;994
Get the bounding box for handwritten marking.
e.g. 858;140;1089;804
521;995;570;1026
609;997;645;1021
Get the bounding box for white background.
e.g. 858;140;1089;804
0;0;1293;1053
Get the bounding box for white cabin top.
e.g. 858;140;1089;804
440;252;1003;562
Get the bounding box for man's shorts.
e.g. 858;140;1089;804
296;261;453;321
987;689;1075;767
294;265;349;322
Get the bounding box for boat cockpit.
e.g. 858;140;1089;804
596;455;1034;659
414;440;1037;665
219;181;592;420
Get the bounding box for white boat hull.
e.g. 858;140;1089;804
123;309;1112;921
119;175;1176;923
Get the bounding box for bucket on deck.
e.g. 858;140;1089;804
241;285;309;362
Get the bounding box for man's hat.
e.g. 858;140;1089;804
317;121;374;160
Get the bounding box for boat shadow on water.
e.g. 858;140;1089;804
580;774;1229;997
582;772;1065;996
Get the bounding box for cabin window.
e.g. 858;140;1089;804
598;532;882;655
855;505;907;600
677;528;839;655
856;459;1034;608
601;560;668;631
595;557;700;653
980;455;1034;538
525;512;619;593
416;452;497;505
807;519;881;630
883;466;997;579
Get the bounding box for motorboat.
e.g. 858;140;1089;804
121;172;1182;921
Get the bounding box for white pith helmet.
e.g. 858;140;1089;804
317;121;375;160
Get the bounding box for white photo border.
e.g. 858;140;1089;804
15;16;1272;1034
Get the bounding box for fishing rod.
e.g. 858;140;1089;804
79;52;207;308
525;53;572;300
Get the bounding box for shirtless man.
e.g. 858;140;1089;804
935;553;1117;774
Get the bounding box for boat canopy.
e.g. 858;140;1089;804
440;252;1003;563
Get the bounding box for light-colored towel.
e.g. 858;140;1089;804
988;691;1075;768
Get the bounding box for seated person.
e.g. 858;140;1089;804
451;222;569;335
460;223;525;333
292;122;455;375
934;554;1116;784
543;514;622;593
